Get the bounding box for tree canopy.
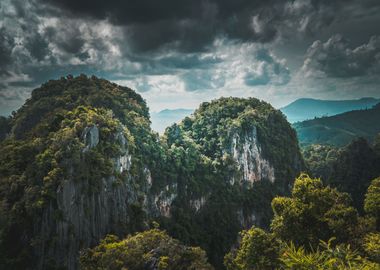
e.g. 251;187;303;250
80;228;213;270
224;174;380;270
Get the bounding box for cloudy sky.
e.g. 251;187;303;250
1;0;380;115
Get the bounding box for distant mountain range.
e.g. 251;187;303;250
280;97;380;123
293;103;380;146
151;108;193;133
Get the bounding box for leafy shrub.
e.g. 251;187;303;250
224;227;281;270
280;239;378;270
363;233;380;263
80;229;213;270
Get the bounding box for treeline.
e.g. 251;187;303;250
303;135;380;212
81;174;380;269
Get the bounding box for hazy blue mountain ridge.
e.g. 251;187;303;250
293;103;380;146
151;108;193;133
281;97;380;123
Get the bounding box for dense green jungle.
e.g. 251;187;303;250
0;75;379;270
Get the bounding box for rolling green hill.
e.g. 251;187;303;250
293;103;380;146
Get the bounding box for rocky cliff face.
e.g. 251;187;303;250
159;97;305;268
0;77;304;270
230;126;275;185
82;125;100;152
44;121;278;269
35;125;149;270
0;76;163;269
153;183;178;217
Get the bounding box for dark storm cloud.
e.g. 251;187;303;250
3;0;379;68
302;34;380;78
157;54;222;70
0;91;23;101
24;33;50;61
133;54;223;76
46;26;85;55
0;28;15;73
123;17;217;53
38;0;220;53
40;0;377;53
181;70;226;92
42;0;202;24
1;0;380;115
244;49;290;86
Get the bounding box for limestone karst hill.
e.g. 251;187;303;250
0;75;304;269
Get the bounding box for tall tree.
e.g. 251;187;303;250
328;138;380;212
271;174;359;248
364;177;380;230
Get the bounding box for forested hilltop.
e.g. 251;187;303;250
0;75;163;269
0;75;304;269
0;75;379;270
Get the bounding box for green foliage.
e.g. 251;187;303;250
300;137;380;214
0;77;306;269
363;233;380;263
280;239;378;270
328;138;380;212
0;75;159;269
373;133;380;154
79;229;213;270
225;173;380;270
301;144;340;180
224;227;281;270
3;74;379;270
11;74;148;139
364;178;380;230
159;97;304;268
172;97;304;185
0;116;11;141
271;174;360;248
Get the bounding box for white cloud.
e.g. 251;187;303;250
111;40;293;110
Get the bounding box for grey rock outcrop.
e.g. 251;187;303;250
190;196;207;212
82;125;99;152
230;126;275;185
35;126;147;270
154;184;178;217
33;122;292;269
